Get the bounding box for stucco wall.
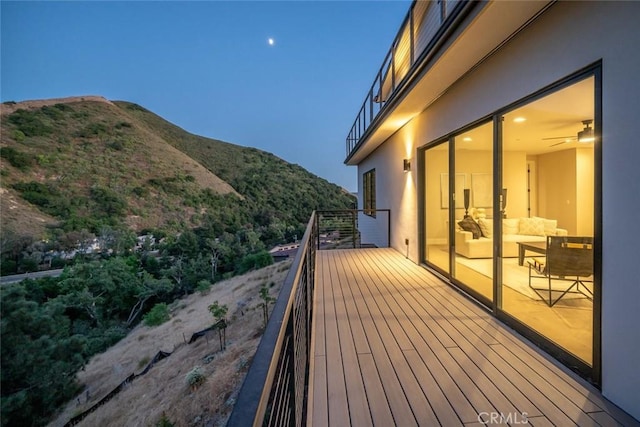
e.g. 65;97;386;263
356;1;640;418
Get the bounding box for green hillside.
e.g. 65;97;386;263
0;97;355;270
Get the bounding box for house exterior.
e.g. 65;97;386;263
346;0;640;420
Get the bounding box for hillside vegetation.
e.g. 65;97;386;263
46;260;291;427
0;96;353;426
0;97;354;237
0;97;354;273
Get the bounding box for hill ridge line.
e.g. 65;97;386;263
1;95;113;115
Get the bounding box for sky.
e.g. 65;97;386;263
1;0;412;192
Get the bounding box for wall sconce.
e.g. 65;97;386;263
403;159;411;172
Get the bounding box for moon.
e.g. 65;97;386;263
268;38;275;46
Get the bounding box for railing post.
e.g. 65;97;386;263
369;89;374;125
351;210;357;249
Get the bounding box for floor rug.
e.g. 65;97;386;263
455;255;593;301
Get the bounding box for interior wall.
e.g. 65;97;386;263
538;149;578;233
576;148;595;235
455;150;493;218
502;151;528;219
535;148;594;235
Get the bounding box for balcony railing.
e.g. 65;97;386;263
227;210;390;426
345;0;467;160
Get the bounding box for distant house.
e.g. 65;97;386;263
344;0;639;420
268;243;300;262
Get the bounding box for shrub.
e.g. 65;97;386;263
40;105;63;120
53;103;74;112
75;122;108;138
185;366;206;389
238;250;273;274
1;259;17;275
196;279;211;295
143;303;170;326
90;186;127;217
7;109;53;136
131;186;149;197
156;413;175;427
0;147;34;171
138;356;150;369
126;103;147;112
12;181;57;207
108;140;124;150
12;130;26;142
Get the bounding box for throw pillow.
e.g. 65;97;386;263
534;216;558;235
519;217;545;236
477;218;493;238
503;218;520;235
458;217;482;239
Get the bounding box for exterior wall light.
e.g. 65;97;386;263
403;159;411;172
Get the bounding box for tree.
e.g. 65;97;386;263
208;301;228;350
1;285;86;426
162;256;186;295
126;272;173;327
259;284;276;328
205;238;222;282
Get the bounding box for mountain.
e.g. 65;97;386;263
0;96;355;243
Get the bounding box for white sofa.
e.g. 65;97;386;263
455;216;567;259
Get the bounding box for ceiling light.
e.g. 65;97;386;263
513;117;526;123
463;137;472;142
577;119;595;143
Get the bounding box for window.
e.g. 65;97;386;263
363;169;376;217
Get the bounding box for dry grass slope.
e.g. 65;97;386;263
48;260;292;427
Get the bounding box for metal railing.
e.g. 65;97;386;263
346;0;467;160
317;209;390;250
228;210;390;426
228;212;317;427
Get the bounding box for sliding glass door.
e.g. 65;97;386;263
500;76;596;366
420;68;599;377
452;122;493;301
424;142;450;274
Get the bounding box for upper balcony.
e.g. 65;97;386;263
345;0;469;163
344;0;555;165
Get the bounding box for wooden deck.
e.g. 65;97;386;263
308;248;637;426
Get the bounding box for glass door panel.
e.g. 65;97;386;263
424;143;450;273
500;77;595;365
452;122;494;301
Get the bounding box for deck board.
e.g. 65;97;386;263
329;252;372;426
308;248;638;426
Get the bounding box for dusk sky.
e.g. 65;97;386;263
1;1;412;192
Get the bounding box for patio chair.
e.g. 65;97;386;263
527;236;593;307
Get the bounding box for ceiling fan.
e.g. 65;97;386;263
542;119;593;147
